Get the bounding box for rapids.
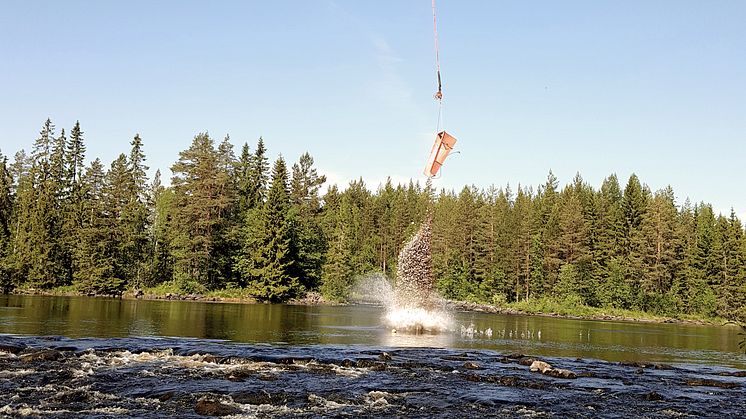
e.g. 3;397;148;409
1;335;746;418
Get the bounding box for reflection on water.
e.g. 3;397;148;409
1;294;745;369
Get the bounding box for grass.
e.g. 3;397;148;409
498;295;727;324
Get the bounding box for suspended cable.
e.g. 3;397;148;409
432;0;442;102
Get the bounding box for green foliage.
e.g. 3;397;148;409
3;121;746;320
237;157;299;301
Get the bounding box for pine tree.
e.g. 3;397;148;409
170;133;232;288
0;155;13;291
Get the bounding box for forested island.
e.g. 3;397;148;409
1;119;744;322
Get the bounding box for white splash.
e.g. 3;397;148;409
353;273;453;333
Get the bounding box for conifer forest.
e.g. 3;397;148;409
1;119;745;321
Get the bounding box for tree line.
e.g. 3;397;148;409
1;119;745;320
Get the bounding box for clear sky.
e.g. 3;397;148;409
2;1;745;219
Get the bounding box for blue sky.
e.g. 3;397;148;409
2;1;745;219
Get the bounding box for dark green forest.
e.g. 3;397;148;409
1;119;745;320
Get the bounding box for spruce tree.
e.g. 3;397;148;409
242;157;298;301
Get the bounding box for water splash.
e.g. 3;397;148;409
352;212;453;334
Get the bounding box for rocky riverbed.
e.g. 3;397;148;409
1;335;745;418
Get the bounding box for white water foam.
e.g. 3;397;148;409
353;273;454;333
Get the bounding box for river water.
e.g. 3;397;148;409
1;294;745;418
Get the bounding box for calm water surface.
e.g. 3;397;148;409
1;294;744;368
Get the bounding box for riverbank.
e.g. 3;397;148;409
2;334;745;418
10;288;724;327
447;300;721;326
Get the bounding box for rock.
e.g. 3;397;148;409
645;391;664;401
529;360;576;379
369;363;387;371
340;359;356;368
47;389;89;404
654;363;675;370
379;352;392;361
578;372;597;378
546;368;577;379
157;392;174;402
232;391;272;405
463;362;484;370
499;376;519;386
194;400;240;416
620;360;653;368
20;349;61;362
518;357;538;366
357;358;379;368
529;360;553;374
685;379;740;389
0;344;25;354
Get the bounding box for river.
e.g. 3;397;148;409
1;294;745;418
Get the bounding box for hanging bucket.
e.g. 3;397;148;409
424;131;457;177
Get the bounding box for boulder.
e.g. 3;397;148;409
529;360;553;374
194;400;240;416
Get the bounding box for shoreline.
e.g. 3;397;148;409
9;288;721;327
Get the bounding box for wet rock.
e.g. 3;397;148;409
518;356;539;366
442;355;471;361
195;400;240;416
465;373;483;382
635;368;645;374
158;392;175;402
654;363;675;370
546;368;577;379
258;374;278;381
357;358;380;368
309;364;334;374
340;359;356;368
225;373;245;382
529;361;553;374
734;371;746;377
578;372;597;378
233;390;273;405
42;368;78;385
47;389;89;404
645;392;664;401
620;360;653;368
685;379;740;389
462;362;484;370
0;343;24;354
20;349;61;362
398;361;425;369
379;352;392;361
499;376;519;386
369;363;387;371
529;360;577;379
